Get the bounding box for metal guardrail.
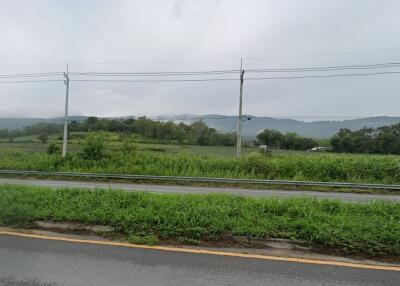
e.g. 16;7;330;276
0;169;400;190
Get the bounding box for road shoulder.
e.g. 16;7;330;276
1;226;399;272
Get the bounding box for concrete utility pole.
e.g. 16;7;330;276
62;65;70;158
236;58;245;158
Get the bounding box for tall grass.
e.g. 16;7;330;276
1;148;400;184
0;184;399;257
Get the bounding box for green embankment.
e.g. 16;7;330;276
0;184;399;258
1;148;400;184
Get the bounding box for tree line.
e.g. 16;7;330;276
69;117;236;146
256;129;318;151
0;117;236;146
0;123;62;142
330;123;400;154
257;122;400;154
4;117;400;154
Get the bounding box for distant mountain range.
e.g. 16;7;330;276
1;115;400;139
155;115;400;138
0;117;87;130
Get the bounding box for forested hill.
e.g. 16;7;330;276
157;115;400;138
0;117;87;130
1;115;400;139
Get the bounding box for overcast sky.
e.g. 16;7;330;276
1;0;400;120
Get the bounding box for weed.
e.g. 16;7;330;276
1;149;400;184
0;184;399;257
128;233;158;245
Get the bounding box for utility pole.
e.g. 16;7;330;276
236;58;245;158
62;64;70;158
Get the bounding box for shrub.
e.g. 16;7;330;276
47;143;61;155
82;133;105;160
120;141;138;153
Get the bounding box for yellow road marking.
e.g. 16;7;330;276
0;230;399;272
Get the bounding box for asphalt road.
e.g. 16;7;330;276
0;234;398;286
1;178;400;202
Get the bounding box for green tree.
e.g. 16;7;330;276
38;132;49;143
330;128;354;153
0;129;9;139
257;129;283;147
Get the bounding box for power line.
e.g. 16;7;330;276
0;72;63;78
246;71;400;80
70;78;238;83
1;61;400;83
65;58;240;65
2;48;400;67
244;48;400;61
0;79;64;84
246;62;400;73
68;62;400;76
71;71;400;82
50;62;400;78
69;70;239;77
31;48;400;65
2;71;400;83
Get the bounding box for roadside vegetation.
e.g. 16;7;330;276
0;184;399;258
1;146;400;184
2;118;400;185
3;118;400;155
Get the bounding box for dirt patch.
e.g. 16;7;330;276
34;221;115;235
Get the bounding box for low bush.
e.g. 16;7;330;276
81;133;106;160
47;143;61;155
128;233;158;245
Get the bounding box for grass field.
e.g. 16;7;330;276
0;130;333;158
1;184;399;258
1;146;400;184
2;132;400;185
0;140;327;158
0;141;259;157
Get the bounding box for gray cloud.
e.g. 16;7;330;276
1;0;400;119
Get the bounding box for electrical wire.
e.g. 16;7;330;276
0;79;64;84
69;62;400;76
69;70;239;76
70;78;238;83
244;48;400;61
246;62;400;73
0;72;64;78
245;71;400;80
1;61;400;83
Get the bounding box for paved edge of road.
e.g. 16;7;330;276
1;177;400;202
1;169;400;190
0;229;399;272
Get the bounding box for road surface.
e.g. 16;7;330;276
1;178;400;202
0;233;398;286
